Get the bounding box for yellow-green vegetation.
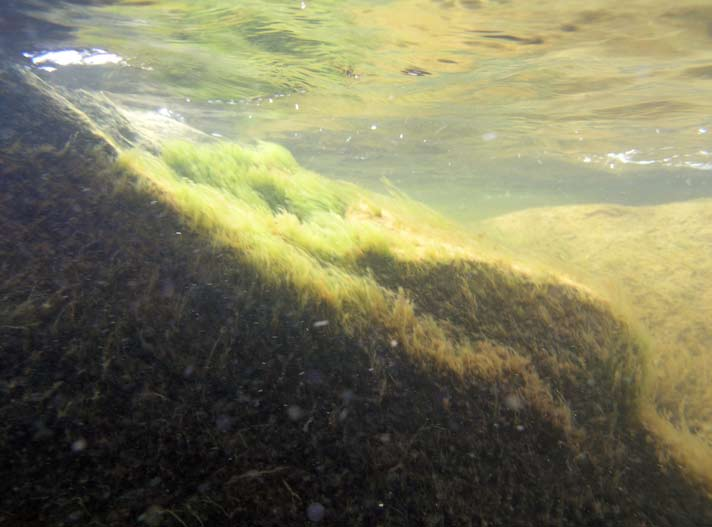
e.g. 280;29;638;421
480;200;712;494
120;140;650;443
121;141;462;311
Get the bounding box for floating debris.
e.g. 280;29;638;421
402;67;431;76
306;502;325;522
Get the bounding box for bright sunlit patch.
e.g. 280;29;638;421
684;161;712;170
606;150;656;166
583;148;712;171
23;48;125;68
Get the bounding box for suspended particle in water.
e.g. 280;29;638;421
215;415;233;432
307;502;325;522
138;505;163;527
305;369;324;385
313;320;329;328
287;405;304;421
341;389;355;404
71;438;87;452
504;394;524;411
66;510;83;523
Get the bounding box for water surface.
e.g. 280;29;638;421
11;0;712;219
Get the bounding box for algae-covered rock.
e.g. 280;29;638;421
1;64;711;526
482;199;712;497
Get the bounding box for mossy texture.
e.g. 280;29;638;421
2;65;711;526
120;140;648;436
482;200;712;495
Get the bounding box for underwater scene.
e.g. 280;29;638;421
1;0;711;525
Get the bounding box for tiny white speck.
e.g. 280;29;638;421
175;231;182;235
390;339;398;348
211;132;223;137
698;128;708;135
345;136;352;143
370;124;377;130
313;320;329;328
399;133;404;140
295;103;300;110
71;438;87;452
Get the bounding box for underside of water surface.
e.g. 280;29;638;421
2;0;712;525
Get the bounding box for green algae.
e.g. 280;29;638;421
119;139;650;440
481;200;712;495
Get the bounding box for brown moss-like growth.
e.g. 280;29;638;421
1;65;711;526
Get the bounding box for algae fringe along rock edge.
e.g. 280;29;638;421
118;141;647;440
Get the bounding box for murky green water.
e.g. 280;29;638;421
13;0;712;219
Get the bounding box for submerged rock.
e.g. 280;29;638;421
1;63;710;526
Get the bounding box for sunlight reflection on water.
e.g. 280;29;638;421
11;0;712;218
